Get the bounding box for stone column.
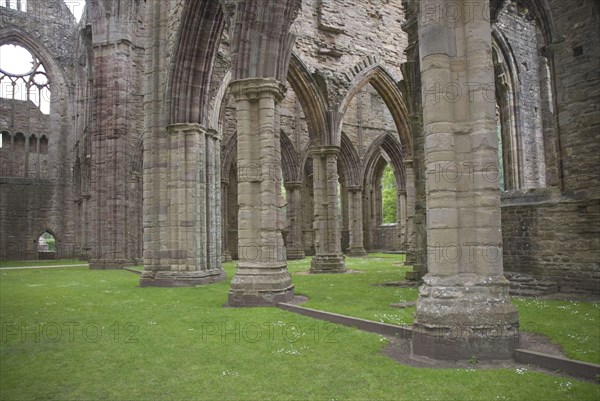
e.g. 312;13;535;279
140;123;225;286
284;181;306;260
398;189;407;247
310;146;346;273
23;135;29;178
411;0;519;360
403;160;418;270
221;179;233;262
347;186;367;257
227;78;294;306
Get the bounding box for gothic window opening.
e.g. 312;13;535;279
0;44;51;115
39;135;48;154
0;131;8;149
381;164;397;224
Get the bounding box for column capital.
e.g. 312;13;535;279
397;189;407;195
284;181;304;190
309;145;340;158
403;159;414;168
347;185;363;193
229;78;286;102
166;123;219;139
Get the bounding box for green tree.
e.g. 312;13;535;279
381;165;397;224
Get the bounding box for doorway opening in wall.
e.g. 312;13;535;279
381;164;397;225
38;231;56;260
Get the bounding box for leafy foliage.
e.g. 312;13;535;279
382;165;397;224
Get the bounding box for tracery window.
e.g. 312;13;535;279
1;0;27;12
0;44;50;115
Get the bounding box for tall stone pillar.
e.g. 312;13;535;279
285;181;306;260
310;146;346;273
403;161;421;278
89;39;138;269
227;78;294;306
140;124;225;286
347;186;367;257
221;179;233;262
398;189;407;247
411;0;519;360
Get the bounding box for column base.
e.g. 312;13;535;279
139;270;226;287
286;247;306;260
227;263;294;307
347;247;368;257
405;270;424;281
411;273;520;361
222;251;233;263
228;287;294;307
411;325;519;361
310;254;346;273
89;259;134;270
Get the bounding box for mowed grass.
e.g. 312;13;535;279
0;259;87;268
292;254;600;365
0;256;598;401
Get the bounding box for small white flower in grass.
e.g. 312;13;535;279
147;321;157;325
465;369;476;372
221;370;238;377
515;368;527;375
556;381;573;392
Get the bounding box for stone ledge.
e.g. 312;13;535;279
277;303;412;339
514;349;600;380
139;270;226;287
277;303;600;380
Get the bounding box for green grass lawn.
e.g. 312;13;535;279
0;259;88;268
0;255;598;400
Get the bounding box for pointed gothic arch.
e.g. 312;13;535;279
168;0;226;125
340;63;413;158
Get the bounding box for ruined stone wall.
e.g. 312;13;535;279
500;1;600;294
548;0;600;197
496;4;547;189
502;191;600;293
291;0;407;104
0;0;79;260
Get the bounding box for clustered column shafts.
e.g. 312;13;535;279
89;41;136;269
221;179;233;262
284;181;306;260
411;0;519;360
140;123;225;287
227;78;294;306
403;160;419;275
310;146;346;273
347;186;367;257
397;189;407;247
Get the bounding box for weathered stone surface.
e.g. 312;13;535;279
227;77;294;306
412;0;520;360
